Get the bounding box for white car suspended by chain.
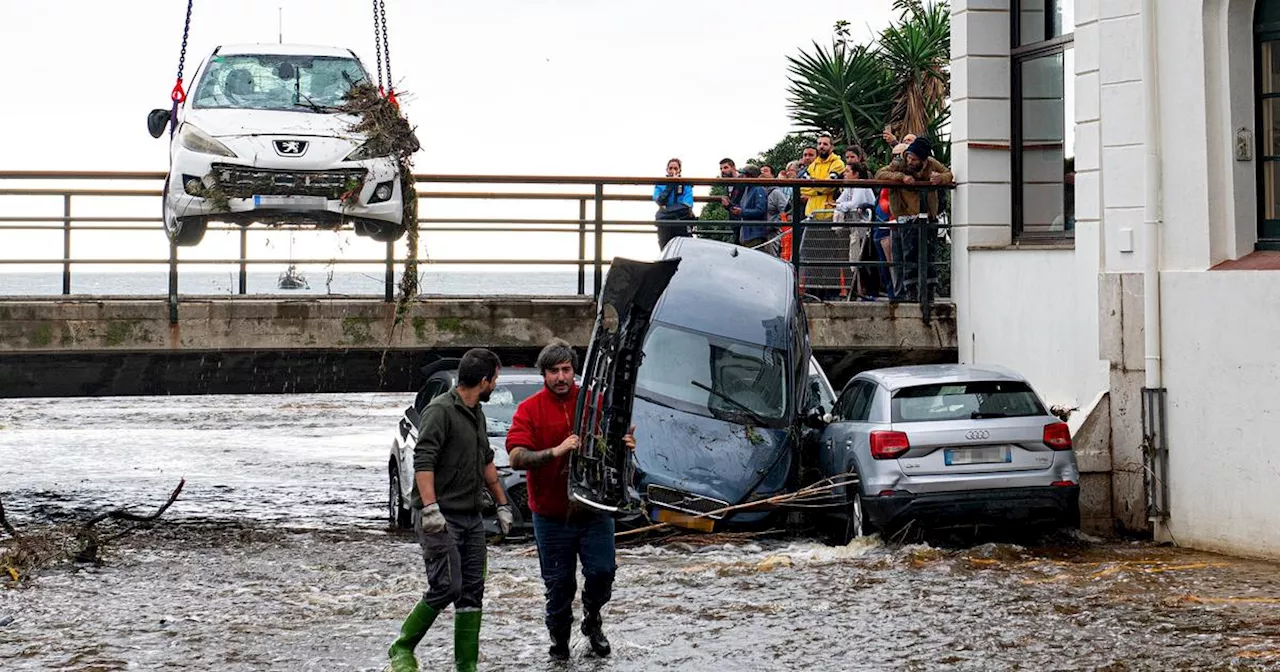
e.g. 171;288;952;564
147;44;409;246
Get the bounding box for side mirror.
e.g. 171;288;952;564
804;406;829;429
147;108;172;139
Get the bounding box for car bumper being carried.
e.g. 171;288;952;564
863;485;1080;530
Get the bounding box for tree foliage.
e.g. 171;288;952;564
784;1;950;169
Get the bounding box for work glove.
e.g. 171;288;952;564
496;504;515;536
419;502;446;535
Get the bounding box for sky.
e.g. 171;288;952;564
1;0;898;272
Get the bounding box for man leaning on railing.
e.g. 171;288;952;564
875;137;953;303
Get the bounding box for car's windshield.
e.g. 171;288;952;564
892;380;1046;423
192;54;367;111
483;383;542;436
634;322;789;427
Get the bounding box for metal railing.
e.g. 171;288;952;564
0;171;952;321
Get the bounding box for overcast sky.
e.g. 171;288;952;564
2;0;897;270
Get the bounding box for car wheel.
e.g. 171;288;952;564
367;222;407;242
388;462;412;529
823;475;874;546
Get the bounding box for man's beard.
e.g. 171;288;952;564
818;149;830;159
546;380;571;397
478;389;493;403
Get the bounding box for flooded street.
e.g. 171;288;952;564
2;394;1280;671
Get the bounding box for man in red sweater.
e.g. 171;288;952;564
506;340;635;661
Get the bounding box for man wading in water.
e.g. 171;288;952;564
506;340;636;660
388;348;515;672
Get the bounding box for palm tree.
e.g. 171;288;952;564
877;0;951;141
785;1;951;164
785;41;895;150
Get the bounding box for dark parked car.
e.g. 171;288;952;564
630;237;835;531
388;361;542;539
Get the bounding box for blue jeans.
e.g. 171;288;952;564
532;512;616;635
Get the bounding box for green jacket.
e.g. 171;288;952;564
412;387;495;514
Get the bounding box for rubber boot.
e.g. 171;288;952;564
454;608;482;672
388;600;440;672
582;612;611;657
548;625;571;661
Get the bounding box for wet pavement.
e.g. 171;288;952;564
2;394;1280;671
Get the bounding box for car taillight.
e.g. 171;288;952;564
1043;422;1072;450
870;430;910;459
1051;481;1077;487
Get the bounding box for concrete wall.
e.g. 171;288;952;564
0;297;958;396
1160;270;1280;558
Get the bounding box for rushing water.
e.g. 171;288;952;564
2;395;1280;671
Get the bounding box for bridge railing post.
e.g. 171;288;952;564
593;183;604;299
577;198;587;296
384;239;395;302
168;241;179;324
62;194;72;295
238;227;248;295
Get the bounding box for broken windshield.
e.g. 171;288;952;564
635;322;788;428
192;54;368;111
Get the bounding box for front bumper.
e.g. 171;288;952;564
863;485;1080;530
165;154;403;226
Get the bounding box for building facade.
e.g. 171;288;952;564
952;0;1280;558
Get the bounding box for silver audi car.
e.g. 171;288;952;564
817;364;1080;542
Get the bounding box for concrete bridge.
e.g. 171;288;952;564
0;296;956;397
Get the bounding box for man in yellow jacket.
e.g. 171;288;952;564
800;134;846;219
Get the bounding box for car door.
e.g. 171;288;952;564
819;379;877;498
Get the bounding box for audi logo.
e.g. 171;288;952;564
965;430;991;440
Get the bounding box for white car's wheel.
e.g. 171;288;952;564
388;461;412;529
163;181;209;246
356;221;406;242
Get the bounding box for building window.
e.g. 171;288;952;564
1012;1;1075;240
1257;0;1280;250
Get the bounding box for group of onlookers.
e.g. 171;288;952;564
653;130;953;302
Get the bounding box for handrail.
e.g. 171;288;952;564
0;172;952;322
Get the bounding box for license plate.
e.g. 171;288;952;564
654;508;715;533
253;195;327;209
945;446;1011;466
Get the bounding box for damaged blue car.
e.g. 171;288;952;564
628;238;835;531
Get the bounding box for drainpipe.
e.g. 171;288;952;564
1141;0;1163;389
1140;0;1170;527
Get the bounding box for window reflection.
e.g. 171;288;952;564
1018;49;1075;236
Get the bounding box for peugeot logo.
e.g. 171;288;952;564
274;140;308;156
965;430;991;440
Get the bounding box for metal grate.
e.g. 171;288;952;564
210;163;367;198
646;485;729;519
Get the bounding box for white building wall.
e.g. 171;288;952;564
953;0;1280;556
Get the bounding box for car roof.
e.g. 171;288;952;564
216;44;357;58
655;238;798;348
427;369;551;386
857;364;1028;392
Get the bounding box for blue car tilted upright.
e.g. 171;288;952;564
629;238;834;531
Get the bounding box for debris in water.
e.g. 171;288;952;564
756;555;793;572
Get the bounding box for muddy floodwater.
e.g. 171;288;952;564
2;394;1280;671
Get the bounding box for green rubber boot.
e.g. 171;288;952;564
388;600;440;672
454;608;482;672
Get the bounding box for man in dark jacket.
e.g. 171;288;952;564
734;165;774;254
507;340;636;661
875;137;953;302
388;348;515;672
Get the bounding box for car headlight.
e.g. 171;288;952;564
178;124;237;157
344;140;389;162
